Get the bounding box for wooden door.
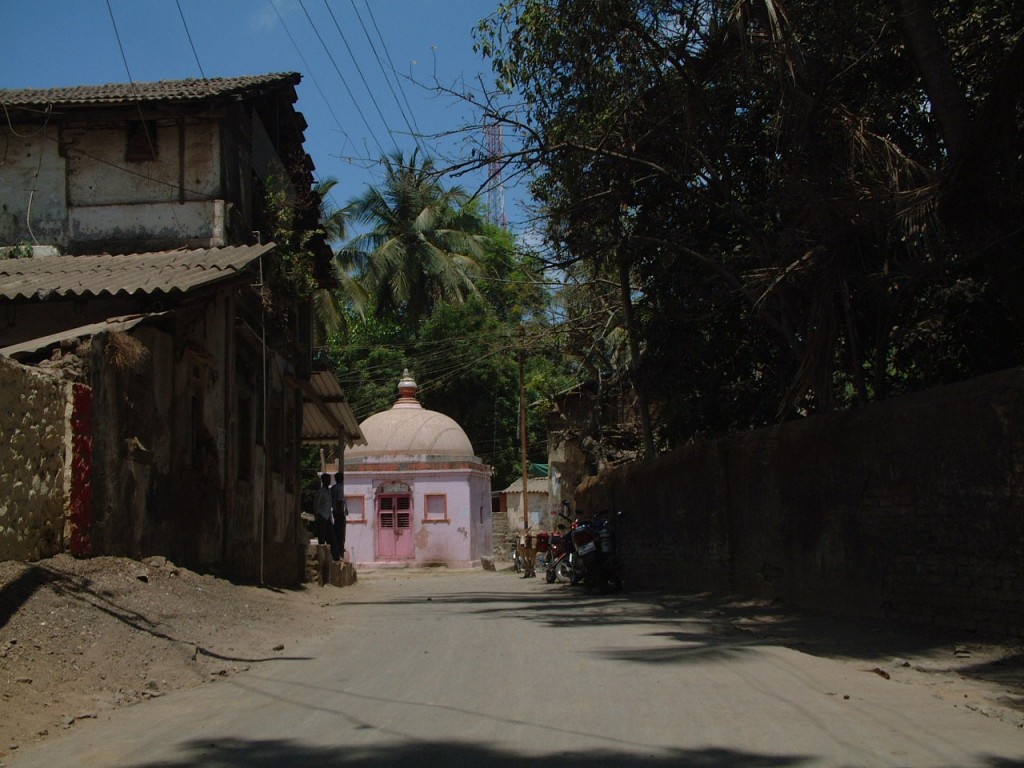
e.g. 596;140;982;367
377;494;414;559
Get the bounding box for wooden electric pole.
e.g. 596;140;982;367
519;325;529;533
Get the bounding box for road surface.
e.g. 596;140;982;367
6;568;1023;767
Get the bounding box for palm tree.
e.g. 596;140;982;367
308;178;366;341
345;149;486;325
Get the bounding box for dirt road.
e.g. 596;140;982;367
4;567;1024;767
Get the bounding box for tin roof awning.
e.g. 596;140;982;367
499;477;550;495
0;312;170;360
0;244;275;301
300;369;365;447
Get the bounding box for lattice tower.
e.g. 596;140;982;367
484;122;507;228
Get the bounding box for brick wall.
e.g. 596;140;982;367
578;368;1024;637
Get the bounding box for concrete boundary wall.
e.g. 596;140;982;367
578;368;1024;637
0;356;74;560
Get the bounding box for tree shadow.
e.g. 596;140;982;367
341;577;1024;697
127;738;810;768
0;564;61;628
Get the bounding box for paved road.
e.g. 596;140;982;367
7;569;1024;767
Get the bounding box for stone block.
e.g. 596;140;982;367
328;560;357;587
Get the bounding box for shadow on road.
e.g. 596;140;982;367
126;738;809;767
122;737;1024;768
336;574;1024;705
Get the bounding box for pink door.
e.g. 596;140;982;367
377;494;414;559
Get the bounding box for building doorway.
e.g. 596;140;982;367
376;492;414;559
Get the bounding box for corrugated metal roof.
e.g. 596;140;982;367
0;312;169;359
0;244;274;301
301;370;366;447
0;73;301;108
500;477;550;495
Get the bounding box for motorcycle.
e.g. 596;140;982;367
570;507;624;592
544;524;574;584
545;501;590;586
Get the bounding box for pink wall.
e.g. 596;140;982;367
344;468;491;567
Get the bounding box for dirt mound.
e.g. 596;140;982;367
0;554;331;757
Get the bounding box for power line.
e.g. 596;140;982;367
348;0;425;154
321;1;398;149
175;0;207;81
363;1;425;141
104;0;189;247
297;0;386;158
269;0;356;160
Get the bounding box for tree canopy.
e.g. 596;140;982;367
475;0;1024;448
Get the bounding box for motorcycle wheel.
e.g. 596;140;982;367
545;567;556;584
554;559;573;584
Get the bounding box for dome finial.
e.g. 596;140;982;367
395;369;421;408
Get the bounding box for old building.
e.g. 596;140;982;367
0;74;363;585
342;371;492;567
499;475;552;529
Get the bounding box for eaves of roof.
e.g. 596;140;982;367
0;73;301;109
300;369;367;447
500;477;550;495
0;312;170;360
0;244;275;301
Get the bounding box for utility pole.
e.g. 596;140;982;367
519;325;529;533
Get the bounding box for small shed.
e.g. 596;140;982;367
500;476;551;535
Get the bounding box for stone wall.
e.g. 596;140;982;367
578;368;1024;637
0;356;73;560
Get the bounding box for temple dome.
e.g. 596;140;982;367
347;370;476;458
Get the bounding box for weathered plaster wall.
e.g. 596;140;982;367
1;118;229;251
577;368;1024;637
65;121;219;206
503;492;549;536
0;128;68;247
0;356;71;560
88;294;304;586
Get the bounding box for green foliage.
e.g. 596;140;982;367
1;243;34;259
255;180;323;318
326;225;561;487
345;150;487;327
476;0;1024;449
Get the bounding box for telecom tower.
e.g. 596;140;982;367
484;121;508;228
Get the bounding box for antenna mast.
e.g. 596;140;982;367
484;121;508;228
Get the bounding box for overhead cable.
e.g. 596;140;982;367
321;0;399;149
348;0;425;154
175;0;208;81
298;0;386;157
363;1;425;141
269;0;356;160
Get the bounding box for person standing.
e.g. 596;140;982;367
315;472;340;561
330;471;347;561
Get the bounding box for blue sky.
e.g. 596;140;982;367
0;0;526;230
